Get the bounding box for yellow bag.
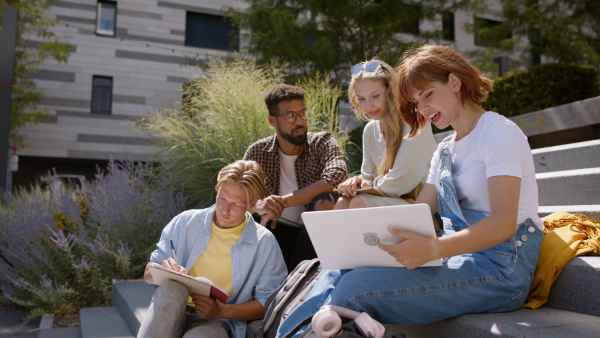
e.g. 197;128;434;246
522;211;600;309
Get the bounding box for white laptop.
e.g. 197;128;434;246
301;204;442;270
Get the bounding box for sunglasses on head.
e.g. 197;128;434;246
351;60;381;75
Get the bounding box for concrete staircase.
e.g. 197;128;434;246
533;139;600;220
36;140;600;338
37;279;157;338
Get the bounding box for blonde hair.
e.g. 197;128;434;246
392;44;494;138
348;58;403;176
216;160;265;207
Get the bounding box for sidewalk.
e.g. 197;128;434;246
0;306;40;338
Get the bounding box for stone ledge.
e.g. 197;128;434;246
532;139;600;173
538;205;600;220
384;307;600;337
535;167;600;206
112;280;157;336
546;256;600;317
434;96;600;143
79;307;133;338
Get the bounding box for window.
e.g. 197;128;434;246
474;17;511;47
91;76;112;114
184;11;239;51
442;11;455;41
96;1;117;36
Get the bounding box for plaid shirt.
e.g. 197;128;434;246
243;132;348;199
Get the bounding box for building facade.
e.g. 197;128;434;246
13;0;511;188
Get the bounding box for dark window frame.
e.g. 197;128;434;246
184;11;239;51
95;0;117;37
91;75;113;114
442;11;455;41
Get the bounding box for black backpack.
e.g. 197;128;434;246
252;258;324;338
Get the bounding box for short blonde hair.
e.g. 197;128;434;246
215;160;265;207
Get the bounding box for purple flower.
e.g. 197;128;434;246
72;256;90;271
40;275;52;290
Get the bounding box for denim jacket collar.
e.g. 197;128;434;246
199;205;258;246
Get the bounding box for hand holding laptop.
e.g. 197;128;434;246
378;227;440;270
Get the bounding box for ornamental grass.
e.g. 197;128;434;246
140;56;347;208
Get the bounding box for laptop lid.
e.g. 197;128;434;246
301;204;442;270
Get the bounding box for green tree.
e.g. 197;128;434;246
0;0;71;147
227;0;480;82
493;0;600;67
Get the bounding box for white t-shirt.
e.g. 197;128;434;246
426;111;542;229
278;150;306;224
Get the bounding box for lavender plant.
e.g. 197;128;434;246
0;159;186;316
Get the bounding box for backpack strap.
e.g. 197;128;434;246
282;315;314;338
257;258;321;336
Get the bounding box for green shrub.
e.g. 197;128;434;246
483;63;600;117
141;56;347;208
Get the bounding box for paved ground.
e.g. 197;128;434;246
0;307;40;338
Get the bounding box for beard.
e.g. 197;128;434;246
278;125;307;146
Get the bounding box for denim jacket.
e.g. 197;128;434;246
149;205;287;337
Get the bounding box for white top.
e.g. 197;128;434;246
362;120;437;198
426;111;543;229
278;150;306;223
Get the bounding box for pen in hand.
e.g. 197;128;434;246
170;239;178;263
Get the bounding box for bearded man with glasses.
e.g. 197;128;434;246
243;84;348;271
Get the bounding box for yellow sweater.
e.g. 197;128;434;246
522;211;600;309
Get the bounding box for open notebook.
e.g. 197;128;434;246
149;263;229;303
301;204;442;270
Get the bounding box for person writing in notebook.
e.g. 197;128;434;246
277;44;543;337
335;58;436;209
138;160;287;338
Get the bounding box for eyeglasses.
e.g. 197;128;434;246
274;109;310;123
351;60;382;75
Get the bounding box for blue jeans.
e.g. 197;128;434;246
276;138;543;338
277;219;542;337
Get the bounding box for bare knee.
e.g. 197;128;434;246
334;196;353;210
347;196;366;209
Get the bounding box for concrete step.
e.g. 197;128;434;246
385;307;600;337
79;307;133;338
546;256;600;317
37;327;79;338
536;167;600;206
538;205;600;221
114;258;599;338
532;139;600;173
112;279;157;336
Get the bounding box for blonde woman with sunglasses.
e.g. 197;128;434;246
335;59;437;209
